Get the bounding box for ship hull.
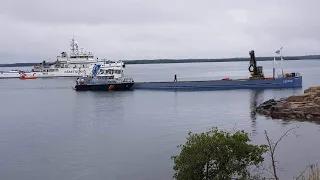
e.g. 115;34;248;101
0;62;124;79
74;82;134;91
0;74;21;78
0;72;34;79
0;72;86;79
132;76;302;90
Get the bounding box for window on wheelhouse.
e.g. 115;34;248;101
97;76;114;79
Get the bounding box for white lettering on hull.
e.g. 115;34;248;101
63;70;87;73
283;79;293;83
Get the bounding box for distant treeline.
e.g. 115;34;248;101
1;55;320;67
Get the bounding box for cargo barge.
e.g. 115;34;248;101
132;49;302;90
132;76;302;90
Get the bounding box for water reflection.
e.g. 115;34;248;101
249;88;303;119
248;87;318;130
73;91;129;130
249;90;265;131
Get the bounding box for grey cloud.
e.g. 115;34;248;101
0;0;320;63
0;0;194;25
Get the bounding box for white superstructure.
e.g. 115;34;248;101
0;37;125;78
0;70;30;78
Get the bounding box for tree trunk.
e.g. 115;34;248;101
206;162;209;180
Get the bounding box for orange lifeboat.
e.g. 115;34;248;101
19;74;37;80
221;77;232;80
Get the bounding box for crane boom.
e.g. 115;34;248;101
248;50;264;79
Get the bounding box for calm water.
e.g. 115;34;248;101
0;60;320;180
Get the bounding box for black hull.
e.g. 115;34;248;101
74;82;134;91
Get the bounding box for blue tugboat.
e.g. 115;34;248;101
132;49;302;90
74;64;134;91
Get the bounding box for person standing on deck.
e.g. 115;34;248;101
76;77;80;85
174;74;177;82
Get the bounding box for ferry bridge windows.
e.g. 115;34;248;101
101;69;122;74
106;69;114;74
114;70;122;74
97;76;114;80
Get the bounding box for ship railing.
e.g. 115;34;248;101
103;63;124;67
275;71;301;79
122;76;134;83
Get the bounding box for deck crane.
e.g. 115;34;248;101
248;50;264;80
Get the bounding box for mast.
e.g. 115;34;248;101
280;47;284;77
274;47;284;78
70;36;79;55
273;56;275;79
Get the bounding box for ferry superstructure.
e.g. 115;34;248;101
73;64;134;91
0;70;27;78
0;37;125;79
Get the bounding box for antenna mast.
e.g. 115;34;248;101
273;47;284;78
280;47;284;76
70;37;79;55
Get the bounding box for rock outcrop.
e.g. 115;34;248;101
256;86;320;121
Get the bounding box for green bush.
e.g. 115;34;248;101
171;127;267;180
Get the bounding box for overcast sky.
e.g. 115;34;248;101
0;0;319;63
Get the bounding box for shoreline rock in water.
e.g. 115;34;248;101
256;86;320;121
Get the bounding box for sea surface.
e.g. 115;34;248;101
0;60;320;180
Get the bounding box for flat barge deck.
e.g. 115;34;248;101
132;76;302;90
132;49;303;91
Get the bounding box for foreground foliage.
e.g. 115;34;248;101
296;164;320;180
171;127;267;180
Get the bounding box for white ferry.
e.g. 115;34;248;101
0;70;31;78
0;37;125;79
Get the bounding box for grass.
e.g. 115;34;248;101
296;164;320;180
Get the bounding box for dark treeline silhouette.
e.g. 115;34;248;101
1;55;320;67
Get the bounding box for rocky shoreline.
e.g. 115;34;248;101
256;86;320;121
